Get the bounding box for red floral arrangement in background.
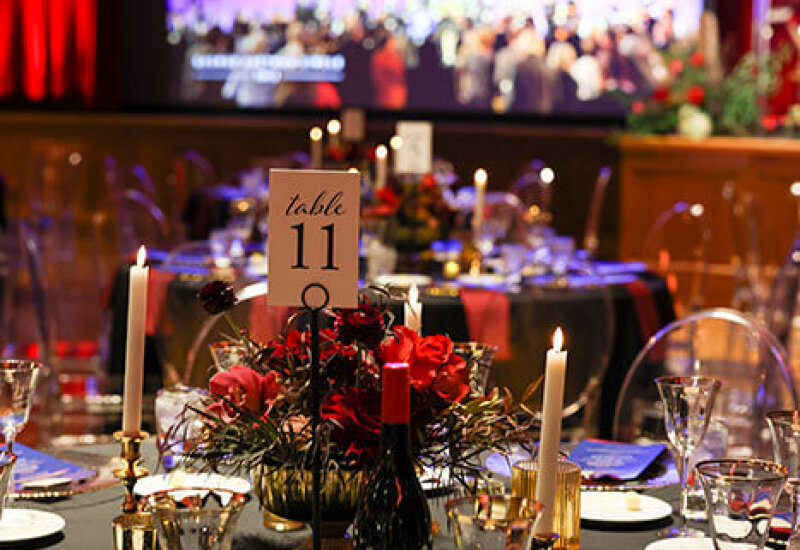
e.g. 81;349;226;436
180;282;525;483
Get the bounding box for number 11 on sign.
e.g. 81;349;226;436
291;223;338;270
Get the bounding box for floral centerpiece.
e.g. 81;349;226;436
178;282;534;528
622;47;784;138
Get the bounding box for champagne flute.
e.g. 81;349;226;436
0;360;40;452
655;375;721;538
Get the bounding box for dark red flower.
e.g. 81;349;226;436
668;58;684;75
336;303;386;348
686;85;705;106
326;146;346;162
631;100;645;114
652;87;669;103
197;281;237;315
321;388;381;458
208;367;282;423
420;174;437;189
325;345;361;385
689;51;705;67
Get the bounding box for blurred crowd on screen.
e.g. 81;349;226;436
170;2;693;114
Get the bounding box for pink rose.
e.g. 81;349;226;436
208;366;281;423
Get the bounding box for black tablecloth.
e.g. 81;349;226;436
12;439;680;550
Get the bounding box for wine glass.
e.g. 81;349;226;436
655;375;721;538
767;410;800;547
0;360;40;452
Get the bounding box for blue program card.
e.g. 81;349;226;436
567;439;666;481
12;443;96;492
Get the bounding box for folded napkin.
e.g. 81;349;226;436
248;294;293;344
459;288;511;360
13;443;96;492
146;268;176;336
623;279;661;342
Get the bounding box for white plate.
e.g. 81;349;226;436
374;274;432;289
644;538;713;550
134;472;252;497
581;491;672;524
0;508;65;543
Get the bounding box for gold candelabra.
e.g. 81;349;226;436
111;430;157;550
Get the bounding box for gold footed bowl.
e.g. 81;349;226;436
253;465;365;539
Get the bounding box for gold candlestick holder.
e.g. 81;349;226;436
111;430;157;550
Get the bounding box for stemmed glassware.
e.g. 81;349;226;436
767;410;800;548
655;375;722;538
0;360;40;452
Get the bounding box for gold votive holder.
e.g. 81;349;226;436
111;430;157;550
511;459;581;550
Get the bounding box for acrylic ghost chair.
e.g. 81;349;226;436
613;307;798;459
642;201;711;317
582;166;612;259
153;281;292;389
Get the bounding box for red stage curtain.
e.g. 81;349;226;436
1;0;96;103
0;0;16;99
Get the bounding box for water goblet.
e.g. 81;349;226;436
0;360;41;452
501;244;527;291
549;236;575;285
655;375;722;538
154;386;208;471
766;410;800;547
445;494;542;550
697;459;787;550
147;487;249;550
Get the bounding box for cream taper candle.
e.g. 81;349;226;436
535;327;567;535
405;284;422;334
310;126;323;169
375;145;388;190
473;168;487;233
122;245;149;436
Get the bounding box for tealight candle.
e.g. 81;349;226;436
405;284;422;334
535;328;568;535
122;245;149;436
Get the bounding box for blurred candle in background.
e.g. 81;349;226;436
473;168;487;233
327;118;341;149
405;284;422;334
375;145;388;190
309;126;323;169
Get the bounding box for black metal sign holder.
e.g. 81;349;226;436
302;282;330;550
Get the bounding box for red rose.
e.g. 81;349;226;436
420;174;437;189
327;146;346;162
336;303;386;348
686;85;705;106
208;367;282;423
689;51;705;67
631;100;645;114
652;87;669;103
321;388;381;458
668;59;683;75
432;354;470;403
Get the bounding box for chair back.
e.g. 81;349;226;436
511;159;553;223
613;308;797;457
582;166;612;258
642;201;710;315
723;182;766;316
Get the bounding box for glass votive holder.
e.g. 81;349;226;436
696;459;787;550
445;494;542;550
147;487;250;550
501;244;527;289
154;386;209;471
511;459;581;550
209;341;247;372
549;236;575;282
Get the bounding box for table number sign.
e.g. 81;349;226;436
268;169;360;308
341;108;366;142
394;121;433;175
